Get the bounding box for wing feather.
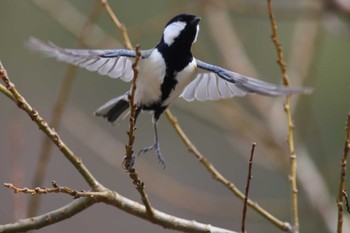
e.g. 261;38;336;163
180;59;312;102
121;59;134;82
25;37;138;81
207;73;221;100
194;74;210;101
180;75;202;101
217;78;232;99
226;82;246;97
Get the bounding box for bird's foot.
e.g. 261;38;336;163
138;143;166;168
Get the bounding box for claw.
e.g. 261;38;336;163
138;141;166;168
156;148;166;169
122;154;135;171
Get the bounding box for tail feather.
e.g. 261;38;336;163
95;93;130;123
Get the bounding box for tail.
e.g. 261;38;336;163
94;93;130;123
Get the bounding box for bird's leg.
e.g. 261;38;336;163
138;119;166;168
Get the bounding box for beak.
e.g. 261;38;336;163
191;16;201;25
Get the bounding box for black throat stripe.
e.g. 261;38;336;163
156;42;193;103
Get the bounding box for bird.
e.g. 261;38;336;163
26;13;311;167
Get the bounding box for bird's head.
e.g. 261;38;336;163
161;14;201;48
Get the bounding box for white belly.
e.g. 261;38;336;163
134;50;165;106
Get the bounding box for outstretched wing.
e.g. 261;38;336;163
181;59;312;102
25;37;148;82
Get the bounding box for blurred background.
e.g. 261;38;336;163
1;0;350;232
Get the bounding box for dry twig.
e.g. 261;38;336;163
4;181;105;199
337;113;350;233
343;191;350;214
124;45;141;169
267;0;299;230
241;143;256;233
124;45;155;216
100;0;154;217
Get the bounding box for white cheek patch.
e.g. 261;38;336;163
163;21;186;46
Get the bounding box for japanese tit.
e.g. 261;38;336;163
26;14;311;167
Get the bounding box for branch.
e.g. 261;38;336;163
337;113;350;233
1;180;237;232
4;181;105;199
0;197;97;233
267;0;299;231
1;186;236;233
104;191;237;233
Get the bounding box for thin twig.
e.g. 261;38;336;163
241;142;256;233
337;113;350;233
165;110;292;231
0;62;101;190
124;45;154;216
124;45;141;170
27;0;103;218
267;1;289;87
100;1;154;217
343;191;350;214
0;82;15;101
267;0;299;230
4;181;105;199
